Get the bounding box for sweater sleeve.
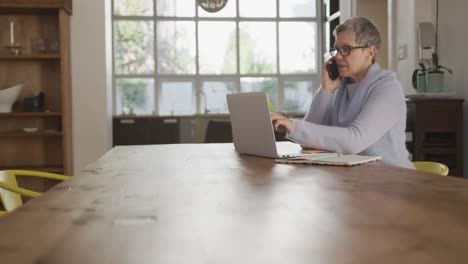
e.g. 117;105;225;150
302;89;335;125
286;77;405;154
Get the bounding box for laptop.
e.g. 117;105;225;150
226;92;301;158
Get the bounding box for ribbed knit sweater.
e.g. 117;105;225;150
287;63;414;169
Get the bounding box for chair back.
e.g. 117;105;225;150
413;162;449;176
204;120;233;143
0;170;70;215
0;171;23;213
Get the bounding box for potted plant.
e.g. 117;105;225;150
412;62;428;92
412;0;453;93
426;52;452;92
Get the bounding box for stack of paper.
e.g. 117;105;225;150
275;153;382;166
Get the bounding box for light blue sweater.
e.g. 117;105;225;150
287;63;414;169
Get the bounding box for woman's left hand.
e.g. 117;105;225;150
271;112;293;133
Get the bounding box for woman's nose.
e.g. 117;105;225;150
334;52;345;61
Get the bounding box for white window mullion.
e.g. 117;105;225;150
195;0;201;114
111;0;117;115
318;0;325;73
276;0;281;111
153;0;159;115
235;0;241;93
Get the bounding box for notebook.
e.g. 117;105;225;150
226;92;302;159
275;154;382;166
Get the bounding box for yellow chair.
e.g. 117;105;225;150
0;170;70;216
412;162;449;176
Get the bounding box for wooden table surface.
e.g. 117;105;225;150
1;143;468;264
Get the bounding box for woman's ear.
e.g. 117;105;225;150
368;46;377;61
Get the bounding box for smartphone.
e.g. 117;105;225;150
326;58;340;81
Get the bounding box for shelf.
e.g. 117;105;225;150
0;112;61;117
0;54;60;60
0;165;64;174
421;148;457;154
0;131;62;137
0;0;73;177
0;0;72;15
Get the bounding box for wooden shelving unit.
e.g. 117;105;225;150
406;98;464;177
0;0;72;177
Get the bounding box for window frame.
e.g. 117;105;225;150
111;0;325;116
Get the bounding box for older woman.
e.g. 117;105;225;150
272;17;414;169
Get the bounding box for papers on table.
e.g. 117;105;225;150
275;153;382;166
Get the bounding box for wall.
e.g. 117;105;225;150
393;0;416;92
71;0;113;174
339;0;354;22
394;0;436;93
437;0;467;96
355;0;389;69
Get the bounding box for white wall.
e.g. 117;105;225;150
394;0;416;93
355;0;389;69
437;0;467;96
391;0;433;93
339;0;354;22
71;0;113;174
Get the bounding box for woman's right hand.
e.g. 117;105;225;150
322;58;343;93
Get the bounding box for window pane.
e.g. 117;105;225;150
199;22;236;74
157;0;195;17
202;81;236;113
239;0;276;17
239;22;276;74
241;77;277;108
114;21;154;74
280;0;316;18
160;82;194;115
114;0;153;16
283;81;314;113
116;78;155;115
280;22;317;73
198;0;236;17
157;21;196;74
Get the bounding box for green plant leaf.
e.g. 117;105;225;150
419;62;426;72
268;99;276;112
432;52;439;69
411;70;418;89
429;52;452;74
439;65;453;74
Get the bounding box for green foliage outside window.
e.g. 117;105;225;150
117;79;147;114
115;21;153;74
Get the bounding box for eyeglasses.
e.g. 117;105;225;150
329;45;369;57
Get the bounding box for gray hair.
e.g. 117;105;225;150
335;17;381;61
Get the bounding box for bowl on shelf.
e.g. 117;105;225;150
0;84;24;113
23;127;39;132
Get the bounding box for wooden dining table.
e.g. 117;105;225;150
1;143;468;264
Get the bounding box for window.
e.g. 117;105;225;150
112;0;323;115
